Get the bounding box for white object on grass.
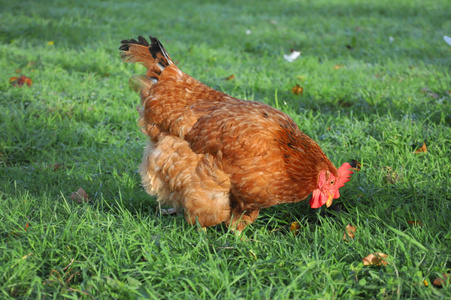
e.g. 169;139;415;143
283;50;301;62
444;36;451;46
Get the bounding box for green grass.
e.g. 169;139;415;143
1;0;450;298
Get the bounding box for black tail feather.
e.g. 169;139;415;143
148;36;171;66
119;35;172;68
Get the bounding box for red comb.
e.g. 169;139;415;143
337;162;353;188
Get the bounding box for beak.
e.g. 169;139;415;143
326;192;333;207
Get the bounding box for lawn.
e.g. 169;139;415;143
1;0;450;298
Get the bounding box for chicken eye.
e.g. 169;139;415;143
330;180;335;185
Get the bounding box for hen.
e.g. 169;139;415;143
120;36;353;232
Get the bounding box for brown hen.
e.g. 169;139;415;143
120;36;353;231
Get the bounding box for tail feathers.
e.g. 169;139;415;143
120;36;173;81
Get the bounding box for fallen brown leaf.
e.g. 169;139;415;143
343;223;357;240
10;75;33;87
225;74;235;81
291;84;303;95
433;273;450;287
290;221;301;236
333;64;344;70
407;220;423;226
362;252;389;266
52;163;64;171
8;222;29;237
71;187;89;203
414;142;427;154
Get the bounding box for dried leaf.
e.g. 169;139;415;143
343;223;357;240
290;221;301;236
350;159;361;171
414;142;427;154
63;258;75;271
284;50;301;62
70;187;89;203
52;163;64;171
291;84;303;95
8;222;29;237
333;64;344;70
407;220;423;226
362;252;389;266
433;273;449;287
10;75;33;87
225;74;235;81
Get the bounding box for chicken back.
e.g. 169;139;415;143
120;36;352;231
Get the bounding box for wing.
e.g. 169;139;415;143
185;99;317;207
